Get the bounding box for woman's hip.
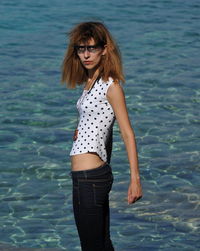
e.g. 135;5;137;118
71;161;113;181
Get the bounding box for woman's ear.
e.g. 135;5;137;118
102;45;107;56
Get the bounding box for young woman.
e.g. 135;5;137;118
62;22;142;251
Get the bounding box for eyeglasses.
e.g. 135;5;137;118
74;45;102;54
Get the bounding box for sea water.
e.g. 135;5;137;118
0;0;200;250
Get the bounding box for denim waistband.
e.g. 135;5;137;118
70;162;111;179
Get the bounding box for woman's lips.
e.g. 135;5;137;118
84;61;92;65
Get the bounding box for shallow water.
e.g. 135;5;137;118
0;0;200;250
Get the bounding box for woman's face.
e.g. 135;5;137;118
76;38;106;72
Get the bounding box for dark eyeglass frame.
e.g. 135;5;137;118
74;44;103;54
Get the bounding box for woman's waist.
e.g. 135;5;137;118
70;160;112;179
70;152;105;171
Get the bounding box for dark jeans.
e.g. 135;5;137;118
71;162;114;251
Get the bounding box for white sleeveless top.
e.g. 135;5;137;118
70;77;116;163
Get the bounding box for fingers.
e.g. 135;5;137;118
127;184;143;204
73;129;78;141
128;197;141;204
128;194;142;204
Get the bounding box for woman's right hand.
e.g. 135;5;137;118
73;129;78;141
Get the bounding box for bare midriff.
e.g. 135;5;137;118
71;152;105;171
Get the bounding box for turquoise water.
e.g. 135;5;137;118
0;0;200;250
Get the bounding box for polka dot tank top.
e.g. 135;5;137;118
70;77;116;163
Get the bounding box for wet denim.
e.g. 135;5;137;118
71;162;114;251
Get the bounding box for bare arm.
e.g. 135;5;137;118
107;81;142;204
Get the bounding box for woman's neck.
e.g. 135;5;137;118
87;68;100;83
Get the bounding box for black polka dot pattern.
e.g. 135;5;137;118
70;77;116;162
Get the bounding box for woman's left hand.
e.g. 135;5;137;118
127;180;143;204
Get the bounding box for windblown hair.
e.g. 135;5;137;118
61;21;125;88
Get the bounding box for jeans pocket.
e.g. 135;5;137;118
77;180;96;208
93;179;113;207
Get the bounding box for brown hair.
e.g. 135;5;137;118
61;21;125;88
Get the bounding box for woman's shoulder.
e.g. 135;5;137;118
98;77;122;96
100;77;121;87
101;77;122;88
98;77;113;93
